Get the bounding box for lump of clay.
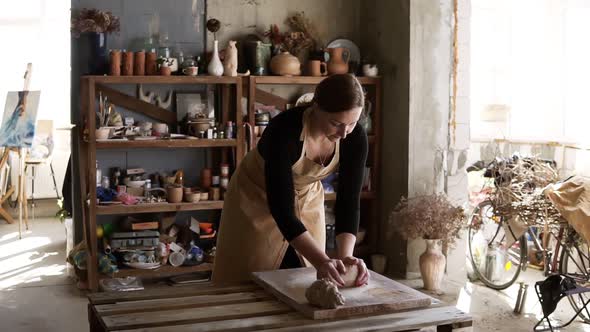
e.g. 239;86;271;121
305;278;345;309
341;264;359;288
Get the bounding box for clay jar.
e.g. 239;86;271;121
326;47;350;75
270;51;301;76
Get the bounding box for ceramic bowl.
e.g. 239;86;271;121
125;179;146;188
96;127;110;140
188;120;211;135
184;191;201;203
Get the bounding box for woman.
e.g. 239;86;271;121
212;74;369;287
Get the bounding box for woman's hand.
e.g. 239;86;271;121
342;256;370;287
315;259;346;287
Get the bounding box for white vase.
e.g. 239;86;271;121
207;40;224;77
419;239;446;291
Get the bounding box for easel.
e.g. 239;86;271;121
17;64;32;238
0;148;16;224
0;64;32;238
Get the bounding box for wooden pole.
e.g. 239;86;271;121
17;63;32;238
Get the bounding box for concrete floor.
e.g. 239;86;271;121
0;216;589;331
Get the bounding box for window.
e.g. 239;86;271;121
470;0;590;146
0;1;70;199
0;0;70;127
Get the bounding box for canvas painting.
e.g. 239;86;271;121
0;91;41;148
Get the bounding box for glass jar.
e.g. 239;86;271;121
181;56;196;70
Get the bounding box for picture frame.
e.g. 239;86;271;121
0;90;41;148
175;92;207;122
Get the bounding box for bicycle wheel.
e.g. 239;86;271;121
468;201;526;290
559;229;590;323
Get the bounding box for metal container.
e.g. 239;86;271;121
484;244;503;282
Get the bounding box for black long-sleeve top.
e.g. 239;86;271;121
257;107;368;242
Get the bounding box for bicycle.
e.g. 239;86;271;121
466;156;590;321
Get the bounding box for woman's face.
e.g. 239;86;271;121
315;106;363;141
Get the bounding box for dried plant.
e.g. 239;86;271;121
390;194;466;247
264;24;284;49
264;12;317;56
487;156;564;227
71;8;120;37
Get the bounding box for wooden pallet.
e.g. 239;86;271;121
88;282;472;332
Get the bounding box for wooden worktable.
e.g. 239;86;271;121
87;282;472;331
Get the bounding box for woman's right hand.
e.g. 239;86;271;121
315;259;346;287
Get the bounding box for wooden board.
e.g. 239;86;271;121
252;267;432;320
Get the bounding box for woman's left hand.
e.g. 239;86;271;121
342;256;370;287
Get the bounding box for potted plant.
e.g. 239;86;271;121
389;194;465;292
156;57;175;76
71;8;120;75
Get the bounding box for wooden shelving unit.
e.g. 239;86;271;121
247;75;382;259
80;75;243;291
96;139;237;149
80;74;381;291
112;263;213;278
96;201;225;215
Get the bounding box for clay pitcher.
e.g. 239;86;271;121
327;47;350;75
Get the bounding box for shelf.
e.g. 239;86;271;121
325;191;376;201
111;262;213;278
95;139;237;149
84;75;241;85
96;201;224;215
251;76;381;85
255;135;375;145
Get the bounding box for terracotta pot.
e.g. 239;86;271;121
419;239;446;291
326;47;350;75
159;66;172;76
188;119;210;136
270;52;301;76
166;185;183;203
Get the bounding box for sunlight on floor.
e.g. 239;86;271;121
456;282;473;313
0;232;65;290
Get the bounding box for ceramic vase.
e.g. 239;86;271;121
419;239;446;291
270;51;301;76
79;32;108;75
207;40;224;77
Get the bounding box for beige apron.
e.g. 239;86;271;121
212;109;340;284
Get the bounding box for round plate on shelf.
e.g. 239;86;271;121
326;39;361;65
295;93;315;107
124;262;161;270
132;136;158;141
